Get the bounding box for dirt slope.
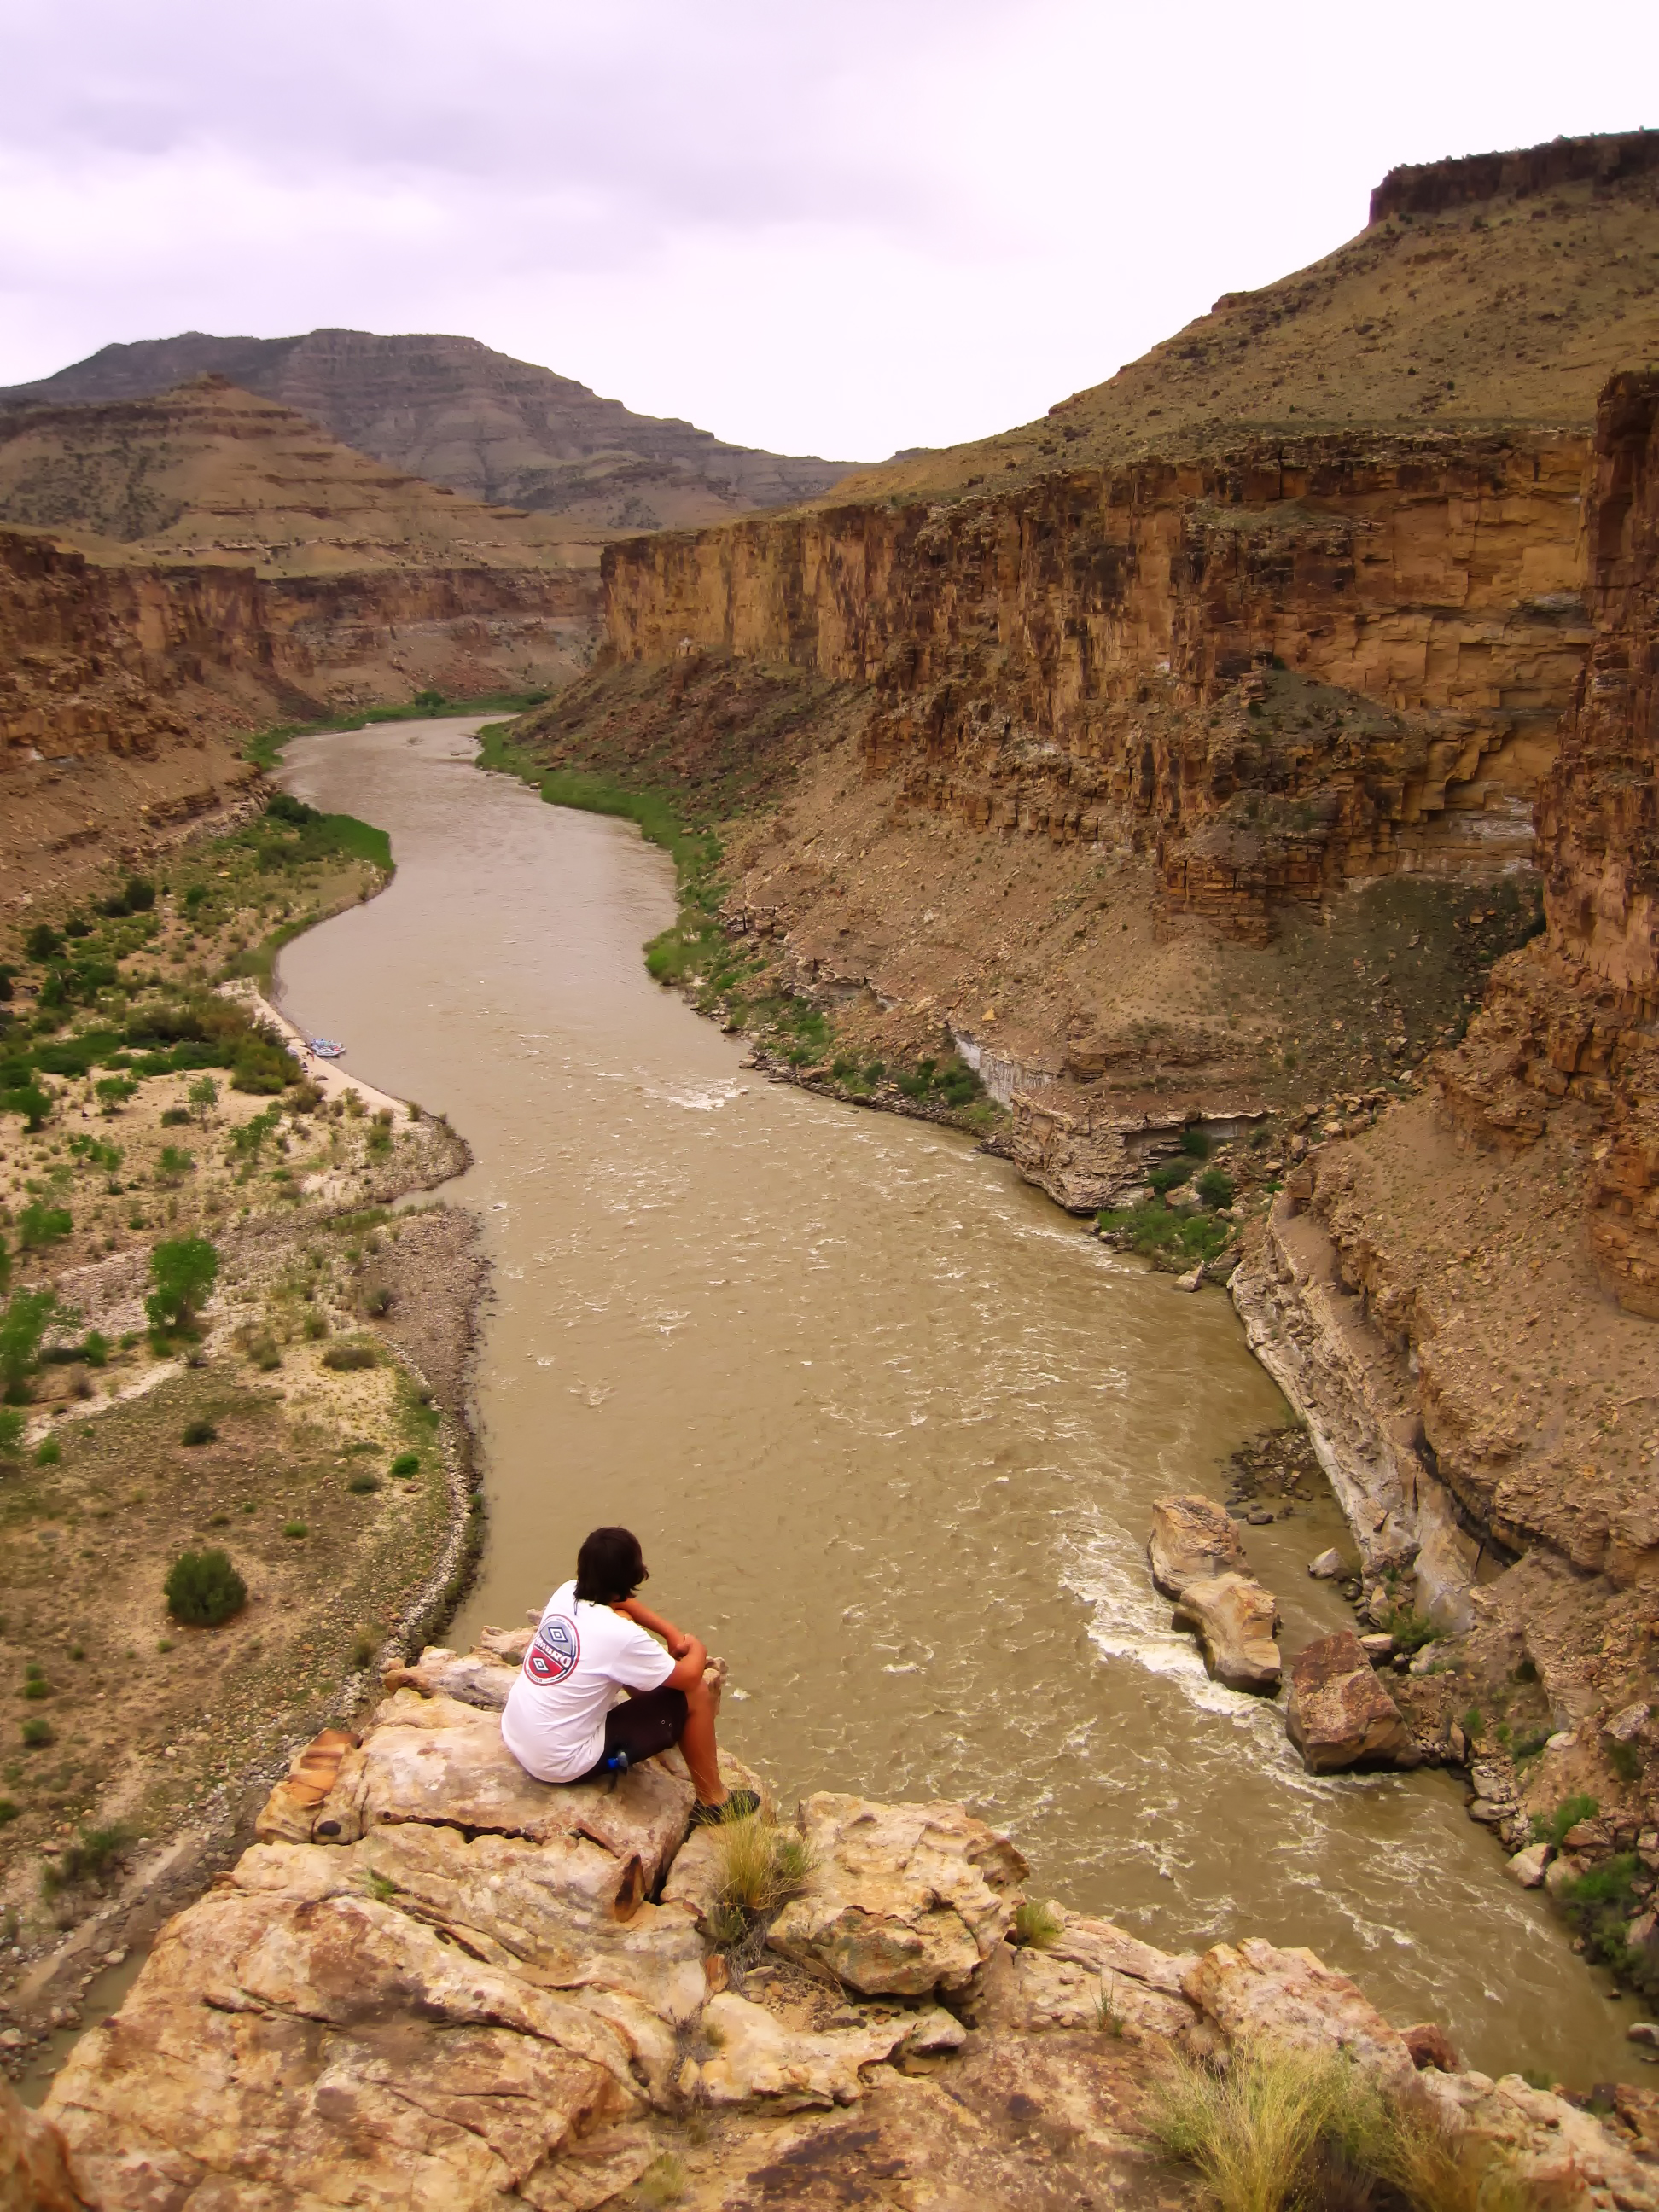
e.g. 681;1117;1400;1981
836;127;1659;504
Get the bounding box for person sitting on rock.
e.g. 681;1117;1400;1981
501;1523;759;1825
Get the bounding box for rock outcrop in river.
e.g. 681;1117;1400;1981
20;1630;1659;2209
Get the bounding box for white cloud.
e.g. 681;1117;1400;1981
1;0;1654;458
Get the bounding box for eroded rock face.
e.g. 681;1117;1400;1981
1184;1936;1418;2092
1149;1494;1247;1598
769;1794;1027;1998
0;2076;82;2212
1285;1628;1418;1773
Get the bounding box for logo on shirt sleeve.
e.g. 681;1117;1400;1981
525;1614;580;1685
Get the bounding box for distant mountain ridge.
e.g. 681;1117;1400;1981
0;329;857;529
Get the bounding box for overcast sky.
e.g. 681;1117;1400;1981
3;1;1655;460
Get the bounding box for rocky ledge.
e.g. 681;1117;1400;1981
9;1631;1659;2209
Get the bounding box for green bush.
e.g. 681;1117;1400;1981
17;1202;72;1249
0;1289;57;1394
20;1716;53;1748
1096;1198;1233;1270
33;1437;60;1467
146;1236;219;1335
160;1105;192;1127
1534;1791;1599;1848
1196;1167;1236;1210
164;1548;247;1627
24;924;63;963
347;1472;380;1494
1179;1126;1211;1159
181;1418;218;1446
389;1450;421;1477
1146;1160;1193;1195
282;1519;308;1539
43;1822;131;1895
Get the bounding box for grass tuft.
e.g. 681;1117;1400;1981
707;1811;813;1949
1011;1897;1063;1949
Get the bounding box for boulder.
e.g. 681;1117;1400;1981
1401;2022;1461;2073
1307;1548;1344;1579
1359;1633;1395;1664
1545;1854;1586;1896
293;1691;695;1889
1148;1494;1246;1600
253;1724;358;1844
1284;1630;1418;1773
44;1883;650;2209
0;2077;81;2212
1507;1843;1551;1889
1171;1572;1282;1695
1413;2066;1659;2211
976;1908;1205;2046
382;1643;520;1709
768;1795;1027;1999
1183;1936;1417;2093
680;1993;948;2111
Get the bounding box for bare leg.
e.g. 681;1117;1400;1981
680;1659;727;1804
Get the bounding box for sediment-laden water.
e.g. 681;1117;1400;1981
276;716;1641;2084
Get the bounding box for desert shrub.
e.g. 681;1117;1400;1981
1147;1159;1194;1195
1011;1898;1063;1948
181;1418;218;1446
34;1437;60;1466
22;1662;48;1699
1179;1126;1211;1158
146;1235;219;1335
364;1285;393;1317
164;1547;247;1627
347;1472;380;1495
1196;1167;1236;1210
95;1076;137;1110
81;1330;108;1368
304;1313;329;1340
248;1335;282;1371
1;1083;52;1132
18;1202;72;1249
231;1032;299;1095
160;1105;192;1126
0;1800;17;1825
20;1716;53;1748
157;1145;195;1181
0;1409;23;1457
43;1822;132;1896
321;1338;378;1371
1384;1604;1437;1654
282;1518;308;1539
1149;2045;1375;2212
389;1450;421;1477
1610;1738;1644;1784
24;924;63;962
1095;1198;1233;1270
1534;1791;1599;1849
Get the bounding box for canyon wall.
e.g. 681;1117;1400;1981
0;525;590;905
605;428;1588;938
1439;370;1659;1316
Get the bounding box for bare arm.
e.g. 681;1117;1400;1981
616;1595;690;1655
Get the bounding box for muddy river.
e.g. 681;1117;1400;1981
275;715;1643;2087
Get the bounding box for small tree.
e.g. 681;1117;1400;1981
0;1289;57;1398
146;1237;219;1336
188;1075;218;1126
165;1549;247;1627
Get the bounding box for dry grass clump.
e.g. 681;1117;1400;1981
707;1813;812;1949
1147;2042;1523;2212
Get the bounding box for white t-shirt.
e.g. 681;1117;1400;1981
500;1580;675;1784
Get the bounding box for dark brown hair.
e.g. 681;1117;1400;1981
574;1526;647;1605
